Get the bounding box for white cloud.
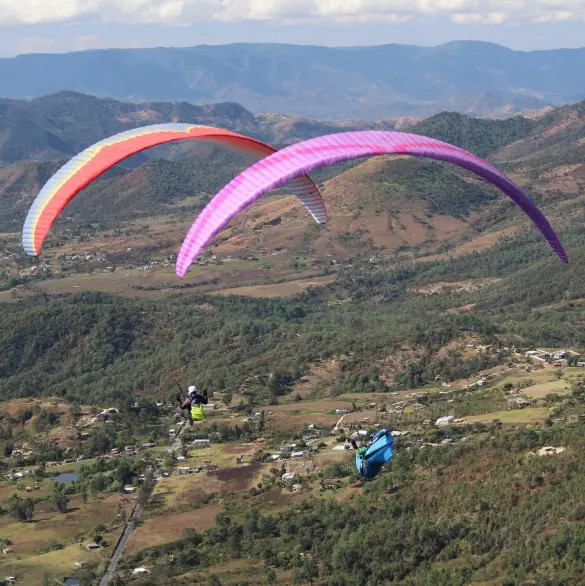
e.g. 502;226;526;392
1;0;585;27
15;36;57;53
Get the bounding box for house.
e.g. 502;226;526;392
85;543;100;550
332;444;350;451
474;379;488;387
335;409;348;415
132;568;150;576
123;485;137;494
291;451;308;459
169;429;177;436
2;548;14;555
74;561;88;567
436;416;454;426
515;399;533;408
279;444;297;453
282;472;296;485
192;439;211;448
538;446;566;456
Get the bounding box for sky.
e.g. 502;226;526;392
0;0;585;57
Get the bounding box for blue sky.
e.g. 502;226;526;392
0;1;584;56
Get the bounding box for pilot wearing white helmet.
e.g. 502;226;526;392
177;384;208;425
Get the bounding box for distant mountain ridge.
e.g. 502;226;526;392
0;91;409;167
1;41;585;119
0;91;410;231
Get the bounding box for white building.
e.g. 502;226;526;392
192;439;211;448
282;472;296;485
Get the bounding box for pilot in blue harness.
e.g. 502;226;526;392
351;429;394;479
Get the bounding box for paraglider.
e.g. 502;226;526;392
351;429;393;479
176;385;208;425
21;123;327;257
177;130;567;277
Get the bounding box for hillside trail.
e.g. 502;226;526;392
99;419;187;585
333;413;346;431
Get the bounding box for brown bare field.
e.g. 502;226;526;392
269;398;353;413
213;275;336;298
154;463;269;509
265;412;339;435
126;504;221;554
342;409;378;423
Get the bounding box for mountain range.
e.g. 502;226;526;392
2;41;585;119
0;91;583;272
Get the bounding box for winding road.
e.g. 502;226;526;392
98;420;187;584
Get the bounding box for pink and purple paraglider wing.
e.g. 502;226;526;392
177;130;567;277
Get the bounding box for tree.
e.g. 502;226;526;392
80;483;88;504
292;558;319;586
71;402;82;425
259;411;266;431
266;569;277;584
207;575;222;586
163;455;175;471
139;469;155;507
7;494;35;522
54;493;70;513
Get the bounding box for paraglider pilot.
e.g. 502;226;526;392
176;385;208;425
351;429;394;480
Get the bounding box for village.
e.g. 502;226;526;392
0;344;582;583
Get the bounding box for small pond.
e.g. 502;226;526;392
51;472;79;483
64;579;80;586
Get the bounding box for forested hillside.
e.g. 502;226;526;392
1;92;585;586
1;225;584;405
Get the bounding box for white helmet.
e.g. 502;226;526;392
188;385;197;396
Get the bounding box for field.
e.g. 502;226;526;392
522;379;571;398
463;407;550;424
0;544;105;584
0;491;125;583
213;274;336;298
126;505;222;554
